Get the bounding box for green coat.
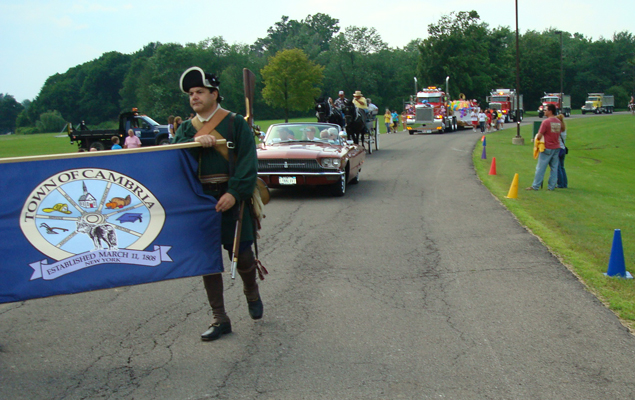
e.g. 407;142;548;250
174;113;257;245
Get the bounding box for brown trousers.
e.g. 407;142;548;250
203;247;259;323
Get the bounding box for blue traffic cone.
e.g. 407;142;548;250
483;137;486;147
605;229;633;279
481;145;486;159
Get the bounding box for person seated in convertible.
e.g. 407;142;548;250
273;127;295;141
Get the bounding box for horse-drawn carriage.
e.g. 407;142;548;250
315;97;379;154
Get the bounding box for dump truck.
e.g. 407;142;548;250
487;89;523;122
538;93;571;117
581;93;614;114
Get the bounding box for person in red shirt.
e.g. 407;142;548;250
526;104;562;191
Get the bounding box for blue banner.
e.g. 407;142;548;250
0;146;223;303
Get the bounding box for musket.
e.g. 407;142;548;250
229;69;257;279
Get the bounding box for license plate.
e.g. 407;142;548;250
279;176;296;185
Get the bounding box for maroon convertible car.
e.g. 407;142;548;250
256;122;366;196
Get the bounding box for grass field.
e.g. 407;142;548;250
473;113;635;330
0;117;318;159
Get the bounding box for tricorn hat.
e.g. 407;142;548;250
180;66;220;93
353;90;363;97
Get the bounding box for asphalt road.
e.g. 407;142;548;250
2;116;635;399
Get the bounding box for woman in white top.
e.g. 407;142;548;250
556;114;567;188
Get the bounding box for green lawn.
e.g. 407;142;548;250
0;117;317;159
474;114;635;330
0;133;79;158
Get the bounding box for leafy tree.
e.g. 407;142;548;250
417;11;498;102
261;49;324;122
35;110;66;133
251;14;340;60
0;94;24;134
79;51;131;123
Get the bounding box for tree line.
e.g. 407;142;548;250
1;11;633;134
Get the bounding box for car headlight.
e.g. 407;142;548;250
320;158;341;169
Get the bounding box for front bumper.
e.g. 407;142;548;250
258;171;344;187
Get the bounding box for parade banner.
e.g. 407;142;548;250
0;145;223;303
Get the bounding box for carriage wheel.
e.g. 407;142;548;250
374;119;379;151
366;131;373;154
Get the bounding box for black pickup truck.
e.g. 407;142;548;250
69;109;171;150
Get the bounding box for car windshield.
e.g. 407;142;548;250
139;116;159;126
265;124;342;145
543;97;559;103
490;96;508;102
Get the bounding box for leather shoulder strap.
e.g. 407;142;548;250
192;109;230;161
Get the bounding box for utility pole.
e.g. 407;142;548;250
512;0;524;145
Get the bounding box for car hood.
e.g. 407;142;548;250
257;142;347;158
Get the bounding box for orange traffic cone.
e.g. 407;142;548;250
489;157;497;175
505;173;519;199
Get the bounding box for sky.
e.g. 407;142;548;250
1;0;633;103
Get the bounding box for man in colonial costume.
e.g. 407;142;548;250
173;67;262;341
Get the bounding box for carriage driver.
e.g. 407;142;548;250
333;90;347;120
352;91;368;110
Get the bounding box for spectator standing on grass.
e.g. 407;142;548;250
526;104;562;191
556;114;568;189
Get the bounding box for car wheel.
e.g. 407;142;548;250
158;137;170;145
332;174;346;196
409;130;414;135
90;141;105;151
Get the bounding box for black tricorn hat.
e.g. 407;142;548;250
180;66;220;93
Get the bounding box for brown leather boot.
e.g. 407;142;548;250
237;249;263;319
201;274;231;340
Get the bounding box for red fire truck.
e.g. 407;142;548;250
406;86;457;134
487;89;524;123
